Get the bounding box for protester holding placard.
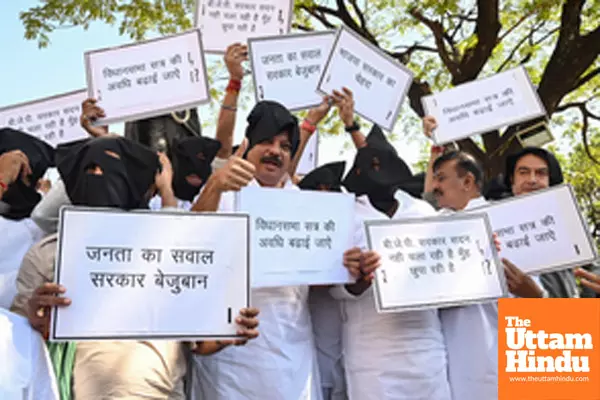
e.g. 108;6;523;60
10;136;260;399
0;129;53;309
426;146;528;400
299;161;348;400
504;147;580;298
330;106;451;398
190;100;378;399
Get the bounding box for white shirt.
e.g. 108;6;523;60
192;179;322;400
308;285;346;398
0;308;59;400
332;190;452;400
0;218;44;309
438;196;498;400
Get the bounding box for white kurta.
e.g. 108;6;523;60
0;218;44;309
438;196;498;400
309;284;347;400
0;308;59;400
192;179;322;400
332;191;452;400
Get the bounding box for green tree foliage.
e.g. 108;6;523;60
19;0;600;174
551;133;600;252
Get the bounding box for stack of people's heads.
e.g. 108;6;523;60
3;100;567;219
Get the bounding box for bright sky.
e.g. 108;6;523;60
0;1;425;181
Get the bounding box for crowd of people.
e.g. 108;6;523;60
1;42;599;400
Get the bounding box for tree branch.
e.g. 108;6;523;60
555;100;600;163
299;4;336;29
292;23;313;32
335;0;378;45
553;0;586;54
455;0;501;84
498;12;534;42
448;8;477;41
409;8;460;78
348;0;367;30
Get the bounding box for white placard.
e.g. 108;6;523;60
85;29;210;126
467;185;598;275
0;90;88;147
365;214;507;313
296;130;318;176
317;27;414;131
249;31;335;110
235;187;355;288
51;207;249;341
422;66;547;144
195;0;293;54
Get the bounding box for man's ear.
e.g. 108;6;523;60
463;172;476;191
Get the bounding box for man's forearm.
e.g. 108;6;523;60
215;90;239;159
191;177;223;212
192;340;231;355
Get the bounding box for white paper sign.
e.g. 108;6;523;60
317;27;413;131
467;185;598;275
422;66;547;144
296;130;318;176
0;90;88;147
235;187;355;288
85;29;210;126
196;0;293;53
365;214;507;313
51;207;249;341
249;31;335;110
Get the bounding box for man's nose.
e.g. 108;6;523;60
526;171;538;183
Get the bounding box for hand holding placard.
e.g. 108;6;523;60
80;98;108;137
85;29;209;126
318;27;413;131
225;43;248;81
332;87;356;127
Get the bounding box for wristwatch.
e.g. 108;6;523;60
345;121;360;133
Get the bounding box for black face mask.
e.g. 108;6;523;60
171;153;211;202
343;147;414;215
67;149;133;209
1;179;41;220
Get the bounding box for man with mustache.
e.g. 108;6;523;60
190;100;379;399
10;136;260;399
421;116;549;400
0;128;54;309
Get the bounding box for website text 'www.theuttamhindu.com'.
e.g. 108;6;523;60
509;376;590;383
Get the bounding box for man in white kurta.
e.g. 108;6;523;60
190;101;323;399
429;150;547;400
334;190;452;400
194;178;321;399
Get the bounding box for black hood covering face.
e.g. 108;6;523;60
504;147;564;191
245;101;300;157
0;128;55;220
342;125;412;213
298;161;346;192
56;136;160;210
171;136;221;201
